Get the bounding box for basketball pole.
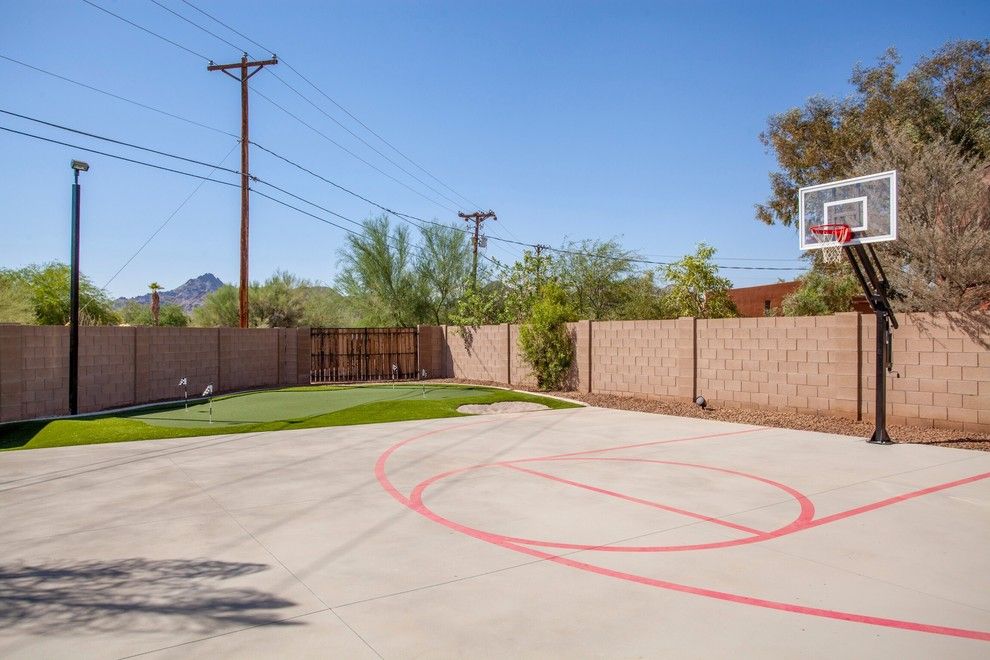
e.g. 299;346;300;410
844;244;897;445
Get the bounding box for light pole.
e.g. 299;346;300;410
69;159;89;415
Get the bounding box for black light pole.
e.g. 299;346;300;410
69;159;89;415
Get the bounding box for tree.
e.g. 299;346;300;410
336;214;423;326
251;270;306;328
553;238;640;320
0;263;118;325
192;284;240;327
148;282;163;326
119;300;188;326
662;244;737;318
517;283;576;390
758;40;990;227
617;270;666;320
0;270;34;324
852;127;990;312
299;286;360;328
782;271;860;316
416;223;472;324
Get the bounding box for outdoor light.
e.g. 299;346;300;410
68;158;89;415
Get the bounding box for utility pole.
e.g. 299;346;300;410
534;244;549;286
458;210;497;289
208;53;277;328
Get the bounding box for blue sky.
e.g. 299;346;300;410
1;0;987;297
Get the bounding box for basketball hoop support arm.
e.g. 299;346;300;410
843;244;898;444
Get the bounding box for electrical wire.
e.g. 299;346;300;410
0;55;237;138
0;109;243;178
0;126;240;186
79;141;242;316
80;0;212;62
251;87;458;213
176;0;482;210
2;108;808;272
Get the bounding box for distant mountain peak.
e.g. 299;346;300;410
114;273;225;312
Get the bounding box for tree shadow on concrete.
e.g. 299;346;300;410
0;558;300;635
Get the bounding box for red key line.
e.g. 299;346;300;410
502;462;765;536
375;418;990;642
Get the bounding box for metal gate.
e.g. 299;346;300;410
310;327;419;383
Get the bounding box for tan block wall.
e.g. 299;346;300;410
417;325;445;378
135;327;219;405
79;327;136;413
591;319;688;399
862;313;990;432
695;313;860;418
219;328;278;392
0;325;311;423
443;324;509;383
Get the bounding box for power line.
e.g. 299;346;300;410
0;109;243;178
131;0;466;215
0;54;237;138
80;0;212;62
2;116;808;273
81;142;241;316
0;125;241;186
176;0;482;210
251;87;458;213
265;68;468;210
147;0;243;54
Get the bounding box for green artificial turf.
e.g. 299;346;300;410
0;385;579;451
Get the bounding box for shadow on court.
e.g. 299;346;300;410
0;558;299;635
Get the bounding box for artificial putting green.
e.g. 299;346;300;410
0;384;579;451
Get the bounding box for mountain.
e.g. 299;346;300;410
114;273;224;313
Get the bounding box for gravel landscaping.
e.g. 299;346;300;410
438;379;990;452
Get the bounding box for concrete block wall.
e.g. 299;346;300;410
591;319;689;399
861;313;989;432
440;311;989;432
417;325;445;378
0;325;313;423
442;324;509;383
219;329;279;393
135;327;219;405
696;313;860;419
79;327;136;414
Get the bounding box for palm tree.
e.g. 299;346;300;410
149;282;163;326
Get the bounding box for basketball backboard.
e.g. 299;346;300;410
799;171;897;250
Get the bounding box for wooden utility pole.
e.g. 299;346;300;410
458;210;497;289
208;53;277;328
534;244;549;285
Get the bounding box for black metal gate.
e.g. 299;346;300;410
310;327;419;383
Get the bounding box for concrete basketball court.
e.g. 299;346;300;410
1;405;988;658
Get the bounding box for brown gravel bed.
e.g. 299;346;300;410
437;379;990;452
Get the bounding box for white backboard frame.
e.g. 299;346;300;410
799;171;897;250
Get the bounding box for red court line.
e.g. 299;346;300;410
374;423;990;642
526;427;764;462
502;463;765;536
804;470;990;531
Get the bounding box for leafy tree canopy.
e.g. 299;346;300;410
758;40;990;226
662;244;737;319
782;271;860;316
0;262;118;325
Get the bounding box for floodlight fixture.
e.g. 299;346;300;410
70;160;90;172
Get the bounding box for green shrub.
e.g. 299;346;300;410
517;283;575;390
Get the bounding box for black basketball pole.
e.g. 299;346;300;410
844;244;896;444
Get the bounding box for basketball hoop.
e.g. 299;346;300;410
809;223;852;263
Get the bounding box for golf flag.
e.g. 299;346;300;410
178;377;187;386
202;384;213;397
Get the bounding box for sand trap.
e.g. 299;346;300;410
457;402;550;415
